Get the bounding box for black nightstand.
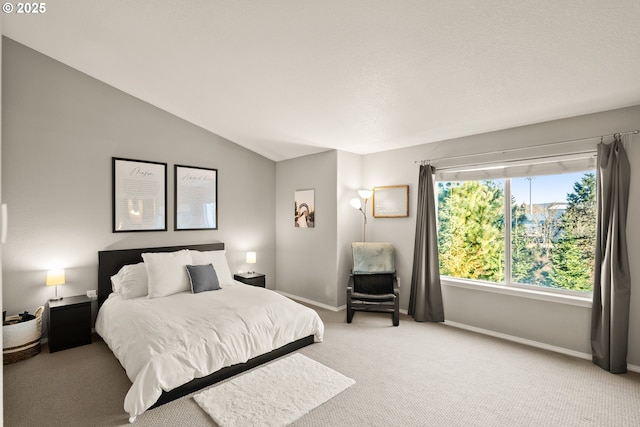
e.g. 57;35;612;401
234;273;266;288
48;295;92;353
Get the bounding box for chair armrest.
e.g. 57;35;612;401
347;276;354;296
393;276;399;296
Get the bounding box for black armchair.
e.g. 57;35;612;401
346;242;399;326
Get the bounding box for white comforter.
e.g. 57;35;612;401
95;282;324;421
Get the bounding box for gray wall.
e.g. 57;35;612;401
275;151;338;306
275;150;362;309
1;38;276;315
363;105;640;365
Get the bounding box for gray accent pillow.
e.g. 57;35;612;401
186;264;221;293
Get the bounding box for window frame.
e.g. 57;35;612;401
436;172;596;299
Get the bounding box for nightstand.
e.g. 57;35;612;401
234;273;266;288
48;295;92;353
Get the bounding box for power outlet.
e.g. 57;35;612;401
87;289;97;298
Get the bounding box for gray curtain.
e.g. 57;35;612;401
591;135;631;374
409;165;444;322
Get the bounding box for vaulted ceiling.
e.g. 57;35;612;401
4;1;640;161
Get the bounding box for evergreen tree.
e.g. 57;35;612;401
549;173;596;291
550;236;592;291
438;180;504;282
565;173;596;264
511;202;538;284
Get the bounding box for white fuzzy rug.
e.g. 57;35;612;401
193;353;355;427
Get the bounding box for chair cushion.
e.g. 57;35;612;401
351;292;396;302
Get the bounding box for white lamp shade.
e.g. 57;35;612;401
357;189;374;200
349;198;362;209
46;269;65;286
246;252;257;264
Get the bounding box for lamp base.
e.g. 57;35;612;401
49;296;63;301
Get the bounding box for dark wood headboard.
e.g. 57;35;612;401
98;242;225;307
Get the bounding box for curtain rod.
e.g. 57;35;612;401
415;129;639;166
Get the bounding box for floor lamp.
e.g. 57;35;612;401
350;189;374;241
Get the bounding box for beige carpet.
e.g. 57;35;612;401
4;306;640;426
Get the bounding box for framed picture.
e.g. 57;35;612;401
112;157;167;232
175;164;218;230
373;185;409;218
294;189;315;228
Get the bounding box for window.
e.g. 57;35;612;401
436;159;597;295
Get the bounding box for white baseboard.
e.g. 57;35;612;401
444;320;592;360
277;292;411;316
272;291;640;373
275;290;345;312
444;320;640;373
274;289;411;315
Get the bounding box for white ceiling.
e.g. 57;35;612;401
4;1;640;161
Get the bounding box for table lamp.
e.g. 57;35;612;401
246;252;256;274
46;269;65;301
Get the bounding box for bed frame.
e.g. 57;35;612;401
97;242;314;409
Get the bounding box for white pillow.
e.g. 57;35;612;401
142;250;193;298
189;250;234;286
111;263;148;300
111;269;124;293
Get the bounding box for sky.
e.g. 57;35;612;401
511;171;593;205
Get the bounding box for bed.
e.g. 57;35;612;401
95;242;324;422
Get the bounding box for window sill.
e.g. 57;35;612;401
441;277;592;308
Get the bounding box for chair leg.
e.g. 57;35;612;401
393;297;399;326
347;281;354;324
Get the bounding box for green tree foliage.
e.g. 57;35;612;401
511;202;539;284
549;236;592;291
564;173;596;262
549;173;596;291
438;181;505;282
